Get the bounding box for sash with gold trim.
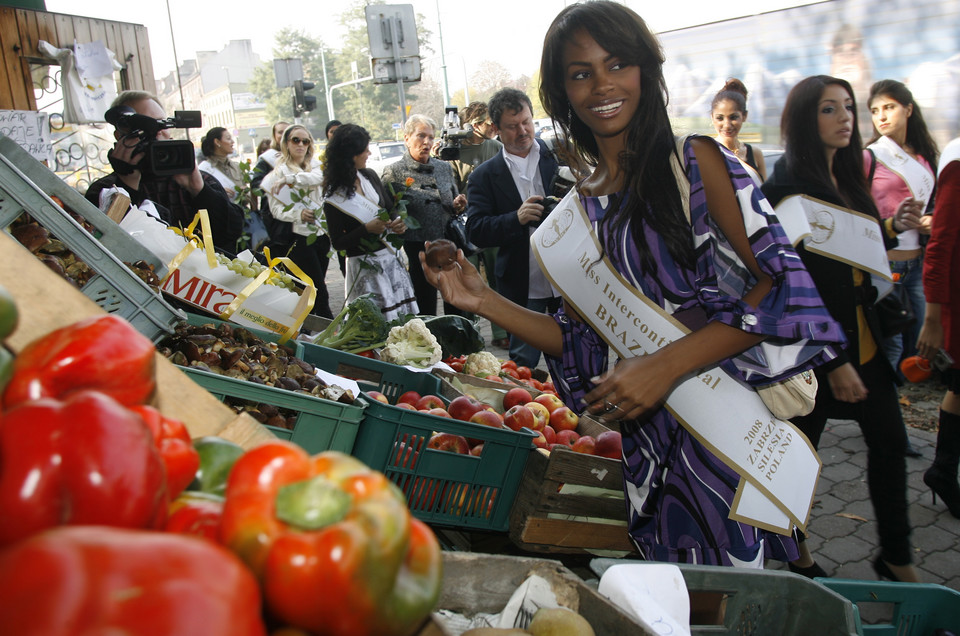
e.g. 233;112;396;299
531;192;821;535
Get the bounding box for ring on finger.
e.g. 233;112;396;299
603;400;617;413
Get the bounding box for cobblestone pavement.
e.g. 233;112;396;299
323;264;960;591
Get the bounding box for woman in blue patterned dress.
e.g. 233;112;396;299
419;0;844;567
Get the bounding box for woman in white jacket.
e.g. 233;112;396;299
265;125;333;318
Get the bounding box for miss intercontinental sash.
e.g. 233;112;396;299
530;193;821;535
773;194;894;297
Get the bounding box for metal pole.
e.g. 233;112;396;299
436;0;451;106
165;0;189;140
320;47;334;123
389;16;407;124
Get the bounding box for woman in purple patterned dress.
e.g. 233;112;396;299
419;0;844;567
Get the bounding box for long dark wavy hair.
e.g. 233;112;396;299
539;0;693;272
322;124;371;199
867;79;940;170
781;75;879;218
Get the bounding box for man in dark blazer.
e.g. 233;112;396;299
466;88;560;367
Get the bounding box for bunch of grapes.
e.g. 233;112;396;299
215;254;300;292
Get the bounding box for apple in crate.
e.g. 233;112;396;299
427;432;469;454
549;406;579;432
534;392;565;414
447;395;485;422
524;402;549;432
542;425;557;445
394;402;417;411
397;390;421;406
531;430;549;449
572;435;596;454
555;429;580;447
502;387;533;411
503;404;534;432
470;443;484;456
427;407;451;418
367;390;389;404
415;394;445;410
469;409;504;429
594;430;623;459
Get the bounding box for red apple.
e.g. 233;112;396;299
427;432;469;454
531;430;548;449
594;430;623;459
470;409;504;429
405;476;442;511
447;395;485;422
503;387;534;411
555;429;580;447
524;402;549;432
396;390;422;406
427;407;451;418
367;390;389;404
503;405;535;432
394;402;417;410
534;392;565;414
415;394;445;410
572;435;596;454
549;406;579;432
392;441;420;468
542;425;557;445
470;443;484;456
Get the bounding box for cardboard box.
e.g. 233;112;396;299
509;415;636;555
0;232;275;450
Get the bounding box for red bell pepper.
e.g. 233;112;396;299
221;441;443;636
0;526;267;636
2;314;155;409
0;390;168;547
130;404;200;498
165;491;225;542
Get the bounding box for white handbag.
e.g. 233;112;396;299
755;369;818;420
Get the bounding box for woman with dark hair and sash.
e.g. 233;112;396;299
418;1;843;567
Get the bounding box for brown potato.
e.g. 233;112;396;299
425;238;458;270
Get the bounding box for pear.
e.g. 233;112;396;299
527;607;595;636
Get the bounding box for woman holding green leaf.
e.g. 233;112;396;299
323;124;418;321
264;125;333;318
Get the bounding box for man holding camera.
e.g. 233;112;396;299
86;90;244;254
465;88;560;368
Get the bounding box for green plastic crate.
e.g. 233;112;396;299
182;312;304;358
182;366;364;454
0;136;183;342
299;344;537;532
819;578;960;635
590;558;860;636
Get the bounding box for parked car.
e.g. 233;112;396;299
367;141;406;177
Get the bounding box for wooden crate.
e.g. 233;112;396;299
509;415;636;555
419;551;656;636
0;231;275;450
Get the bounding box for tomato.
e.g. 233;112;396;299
500;360;518;371
501;368;520;380
450;361;464;373
516;366;532;380
483;375;503;383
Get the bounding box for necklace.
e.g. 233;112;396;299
729;140;744;158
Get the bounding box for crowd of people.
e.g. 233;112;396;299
83;0;960;582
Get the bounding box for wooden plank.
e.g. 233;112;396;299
0;7;29;111
134;25;154;91
70;16;93;46
543;448;622;488
53;13;76;49
516;517;635;553
118;24;140;91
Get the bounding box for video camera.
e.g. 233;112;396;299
104;105;202;177
438;105;473;161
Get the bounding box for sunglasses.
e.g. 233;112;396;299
288;136;311;145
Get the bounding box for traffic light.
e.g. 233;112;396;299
293;79;317;116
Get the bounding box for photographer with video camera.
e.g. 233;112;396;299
85;90;244;255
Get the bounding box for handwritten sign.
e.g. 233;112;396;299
0;111;52;164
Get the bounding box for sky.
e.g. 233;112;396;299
44;0;814;90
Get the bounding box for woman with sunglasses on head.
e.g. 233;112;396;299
762;75;922;582
865;80;939;373
264;125;333;318
419;0;842;567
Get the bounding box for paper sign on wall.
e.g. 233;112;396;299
0;111;52;164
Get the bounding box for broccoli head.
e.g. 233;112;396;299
311;294;390;353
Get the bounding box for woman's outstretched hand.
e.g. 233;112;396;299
418;242;488;315
583;354;679;422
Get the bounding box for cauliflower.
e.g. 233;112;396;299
463;351;501;377
379;318;442;368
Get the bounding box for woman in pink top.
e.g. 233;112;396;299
864;80;939;373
